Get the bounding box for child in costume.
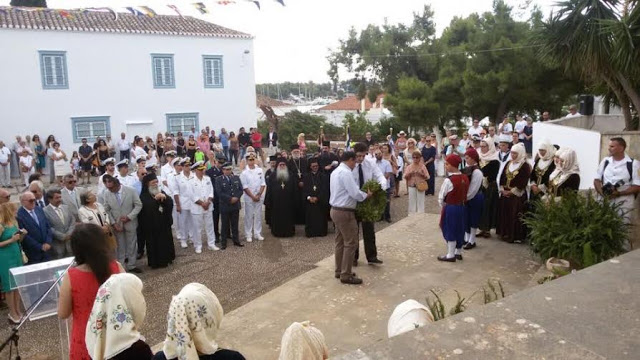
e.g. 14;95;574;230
438;154;469;262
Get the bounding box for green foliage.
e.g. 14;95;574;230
385;77;440;131
523;191;628;269
426;289;447;321
342;113;376;139
449;290;474;316
482;279;505;304
257;111;342;149
355;180;387;222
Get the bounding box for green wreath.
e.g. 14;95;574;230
356;179;387;222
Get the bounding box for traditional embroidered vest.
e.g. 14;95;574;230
445;174;469;205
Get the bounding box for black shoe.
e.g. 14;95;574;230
136;253;144;260
220;246;227;250
129;267;143;274
340;276;363;285
437;255;456;262
385;218;392;223
335;272;356;279
353;260;358;267
455;254;463;260
234;242;244;247
463;242;476;250
368;258;383;265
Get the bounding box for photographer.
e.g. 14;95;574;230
594;138;640;226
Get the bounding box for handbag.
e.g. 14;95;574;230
416;180;429;192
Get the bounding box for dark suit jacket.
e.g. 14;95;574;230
16;206;53;264
215;175;243;213
266;131;278;147
206;166;223;204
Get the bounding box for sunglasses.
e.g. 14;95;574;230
67;180;76;184
26;199;35;203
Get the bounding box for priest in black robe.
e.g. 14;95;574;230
317;141;340;176
264;155;277;227
288;144;308;225
303;158;329;237
139;173;175;269
265;157;296;237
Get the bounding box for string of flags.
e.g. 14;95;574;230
0;0;285;20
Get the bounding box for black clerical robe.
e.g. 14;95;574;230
303;171;328;237
264;168;273;226
318;152;339;175
139;191;175;268
265;172;296;237
288;157;308;225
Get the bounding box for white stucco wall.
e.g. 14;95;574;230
0;28;256;154
533;122;601;190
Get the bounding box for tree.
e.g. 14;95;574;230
385;77;440;131
257;110;341;148
10;0;47;7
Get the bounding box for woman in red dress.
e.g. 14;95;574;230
58;223;124;360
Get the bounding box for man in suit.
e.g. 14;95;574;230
16;191;53;264
28;181;47;208
214;163;244;249
102;174;143;273
266;125;278;157
60;174;85;222
43;188;76;259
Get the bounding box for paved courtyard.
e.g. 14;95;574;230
0;177;442;359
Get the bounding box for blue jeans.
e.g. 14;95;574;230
223;146;229;160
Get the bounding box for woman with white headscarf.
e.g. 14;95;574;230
278;321;328;360
85;273;152;360
546;147;581;199
387;299;434;338
496;143;532;243
153;283;245;360
529;140;557;201
477;138;501;238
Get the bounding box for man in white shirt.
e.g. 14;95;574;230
375;150;393;223
189;161;219;253
565;104;582;118
594;137;640;228
459;133;470;150
352;143;387;266
117;133;131;161
172;158;195;248
241;153;266;242
467;118;483;137
330;150;372;285
115;159;136;188
131;137;148;163
514;115;527;140
0;141;11;187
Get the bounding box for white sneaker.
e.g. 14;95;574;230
255;235;264;241
246;235;253;242
209;245;220;251
195;247;202;254
180;242;188;249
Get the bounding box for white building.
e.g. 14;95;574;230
0;7;256;153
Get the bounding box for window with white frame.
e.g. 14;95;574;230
203;55;224;88
166;113;199;133
71;116;110;143
152;54;175;88
39;51;69;89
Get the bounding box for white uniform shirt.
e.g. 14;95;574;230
160;163;175;195
115;173;137;188
0;146;10;165
189;174;214;214
330;163;367;209
352;157;388;190
172;172;194;211
97;171;116;198
132;146;147;161
240;166;266;202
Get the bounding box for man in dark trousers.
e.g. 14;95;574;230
206;155;229;244
237;127;251;160
214;163;244;249
264;155;277;227
266;124;278;158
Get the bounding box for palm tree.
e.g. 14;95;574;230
536;0;639;130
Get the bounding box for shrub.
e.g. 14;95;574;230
523;191;628;268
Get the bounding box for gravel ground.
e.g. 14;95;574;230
0;176;443;359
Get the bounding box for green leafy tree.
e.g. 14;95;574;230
10;0;47;7
257;110;341;149
385;77;440;131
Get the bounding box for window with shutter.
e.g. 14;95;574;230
71;117;111;143
39;51;68;89
151;54;175;88
203;55;223;88
166;113;199;133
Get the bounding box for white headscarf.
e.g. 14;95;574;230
536;139;556;170
387;299;434;338
549;147;580;184
85;273;146;360
163;283;224;360
508;143;527;172
478;137;499;163
278;322;328;360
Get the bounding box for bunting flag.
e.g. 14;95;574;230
192;2;209;14
126;7;144;16
58;10;73;18
345;125;351;150
275;0;285;5
85;7;118;21
139;6;157;17
217;1;236;4
167;4;183;17
246;0;261;10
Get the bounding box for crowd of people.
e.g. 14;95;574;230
0;114;638;357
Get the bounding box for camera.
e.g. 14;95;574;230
602;180;625;196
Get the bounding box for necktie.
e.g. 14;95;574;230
37;199;45;208
30;210;39;225
115;191;122;206
55;207;64;223
358;164;364;188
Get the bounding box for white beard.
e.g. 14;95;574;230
276;168;289;182
148;186;160;196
